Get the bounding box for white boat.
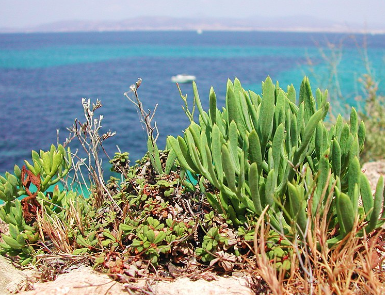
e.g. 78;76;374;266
171;74;196;83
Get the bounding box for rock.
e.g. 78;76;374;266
17;266;128;295
0;256;31;294
153;276;253;295
362;160;385;191
17;267;254;295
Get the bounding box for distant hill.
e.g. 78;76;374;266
0;16;383;34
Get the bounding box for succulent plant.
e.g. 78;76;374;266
23;144;72;193
109;152;130;175
120;216;195;265
0;144;72;263
167;77;383;244
196;227;229;262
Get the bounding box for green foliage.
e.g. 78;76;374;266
0;186;88;263
147;139;177;175
264;231;292;271
0;199;37;264
120;216;194;265
24;144;72;192
167;77;384;245
196;227;229;262
357;74;385;163
0;168;23;202
0;144;73;264
109;152;130;174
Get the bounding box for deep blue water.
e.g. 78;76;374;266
0;31;384;176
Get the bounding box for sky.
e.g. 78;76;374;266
1;0;384;28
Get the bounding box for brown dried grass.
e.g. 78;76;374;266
253;207;385;295
37;207;73;254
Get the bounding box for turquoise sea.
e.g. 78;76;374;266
0;31;384;176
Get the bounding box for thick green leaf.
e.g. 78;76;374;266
337;192;355;236
193;81;209;126
147;137;163;174
331;139;341;177
258;77;275;153
164;149;177;175
209;87;217;125
287;84;296;103
249;163;261;214
228;121;240;174
348;156;360;212
288;183;307;236
166;137;195;173
222;144;236;192
289;103;329;183
272;124;284;173
154;231;167;244
226;80;238;127
178;135;200;173
248;130;262;173
350;107;358;136
360;173;374;221
264;169;275;207
239;91;252;132
367;176;383;233
358;121;366;152
211;124;223;183
298;103;329;156
299;77;316;123
205;145;220;189
314;151;330;215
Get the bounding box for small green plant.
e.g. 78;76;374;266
0;199;38;265
196;227;229;262
120;216;195;265
0;144;71;203
109;152;130;176
122;216;169;265
23;144;72;192
0;144;72;264
264;230;292;271
357;74;385;162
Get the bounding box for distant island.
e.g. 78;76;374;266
1;16;383;34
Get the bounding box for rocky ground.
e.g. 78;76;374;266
0;261;256;295
0;160;384;295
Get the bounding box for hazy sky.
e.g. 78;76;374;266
1;0;384;28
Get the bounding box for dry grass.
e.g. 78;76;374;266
253;205;385;295
37;207;73;254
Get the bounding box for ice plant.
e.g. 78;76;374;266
167;77;384;244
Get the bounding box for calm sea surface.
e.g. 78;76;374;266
0;31;384;176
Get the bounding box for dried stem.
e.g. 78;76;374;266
64;98;121;212
124;78;159;143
